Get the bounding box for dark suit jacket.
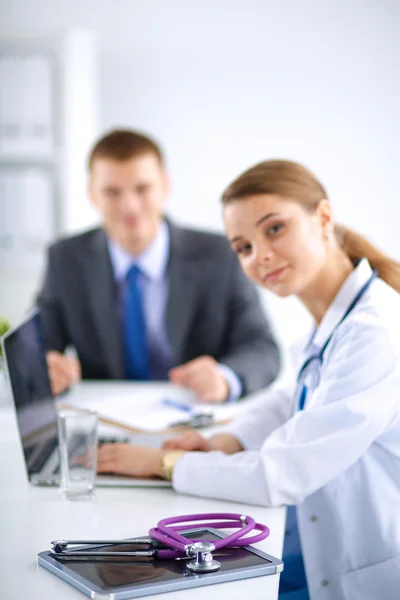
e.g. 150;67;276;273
37;220;280;396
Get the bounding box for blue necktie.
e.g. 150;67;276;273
123;265;149;380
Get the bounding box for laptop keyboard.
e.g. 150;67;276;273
98;436;128;446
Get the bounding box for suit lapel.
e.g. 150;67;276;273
166;222;201;364
84;230;124;378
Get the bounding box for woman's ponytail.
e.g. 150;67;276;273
335;224;400;293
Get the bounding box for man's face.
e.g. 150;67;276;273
89;153;168;255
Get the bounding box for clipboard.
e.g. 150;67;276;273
58;403;232;435
94;412;232;435
59;382;239;435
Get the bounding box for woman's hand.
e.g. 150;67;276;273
97;443;166;478
162;430;212;452
163;431;243;454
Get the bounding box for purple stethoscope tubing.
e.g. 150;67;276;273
149;512;270;559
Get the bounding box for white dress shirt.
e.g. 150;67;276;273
107;221;242;400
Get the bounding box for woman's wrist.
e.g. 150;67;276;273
156;449;187;480
153;449;168;478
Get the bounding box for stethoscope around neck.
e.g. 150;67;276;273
296;269;378;411
50;512;270;573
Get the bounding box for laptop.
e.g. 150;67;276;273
1;308;171;488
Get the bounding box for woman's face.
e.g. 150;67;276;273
223;194;330;297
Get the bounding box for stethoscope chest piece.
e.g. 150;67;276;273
186;541;221;573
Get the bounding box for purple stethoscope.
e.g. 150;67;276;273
50;512;270;573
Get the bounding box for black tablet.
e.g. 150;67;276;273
38;527;283;599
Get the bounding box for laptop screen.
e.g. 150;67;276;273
1;309;58;477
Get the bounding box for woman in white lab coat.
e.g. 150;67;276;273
97;159;400;600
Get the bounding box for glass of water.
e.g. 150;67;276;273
57;408;98;501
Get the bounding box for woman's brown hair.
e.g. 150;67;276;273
222;160;400;292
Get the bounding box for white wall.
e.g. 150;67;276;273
1;0;399;349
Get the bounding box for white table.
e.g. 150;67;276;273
0;382;285;600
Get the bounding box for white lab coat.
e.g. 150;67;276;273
173;260;400;600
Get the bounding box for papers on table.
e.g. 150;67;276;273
62;382;238;433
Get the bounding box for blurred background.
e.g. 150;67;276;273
0;0;399;351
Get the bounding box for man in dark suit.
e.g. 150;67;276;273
37;129;280;402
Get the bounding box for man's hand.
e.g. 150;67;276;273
97;443;166;478
46;351;81;395
168;356;229;403
162;430;212;452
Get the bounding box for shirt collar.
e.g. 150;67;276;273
311;258;374;350
107;220;170;282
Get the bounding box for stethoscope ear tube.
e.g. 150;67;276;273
50;537;158;557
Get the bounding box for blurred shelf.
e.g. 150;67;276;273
0;155;57;167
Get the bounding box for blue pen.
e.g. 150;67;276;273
162;398;192;413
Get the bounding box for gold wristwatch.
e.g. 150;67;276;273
161;450;186;481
